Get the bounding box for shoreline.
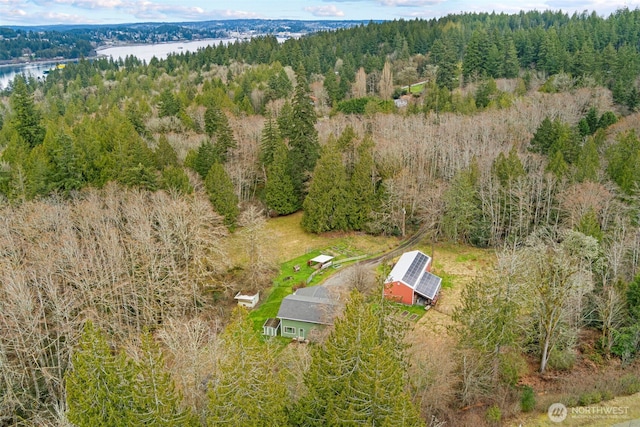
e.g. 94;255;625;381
0;56;92;70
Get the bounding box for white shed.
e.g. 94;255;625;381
234;291;260;309
308;254;334;269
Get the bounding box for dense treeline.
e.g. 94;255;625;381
2;8;640;426
0;28;94;61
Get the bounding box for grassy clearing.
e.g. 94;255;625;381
409;83;425;94
392;302;427;319
250;212;397;263
455;253;478;263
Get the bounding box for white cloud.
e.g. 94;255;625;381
4;7;27;17
0;7;98;23
41;10;99;22
211;9;264;19
31;0;125;9
304;5;345;17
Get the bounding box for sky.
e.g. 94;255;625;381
1;0;640;27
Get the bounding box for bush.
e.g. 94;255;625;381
499;351;527;386
485;404;501;424
547;348;576;371
336;97;372;114
578;391;602;406
520;386;536;412
620;375;640;395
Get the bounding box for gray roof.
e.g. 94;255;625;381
277;286;340;325
414;271;442;300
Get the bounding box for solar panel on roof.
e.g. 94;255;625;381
401;252;428;287
414;272;442;300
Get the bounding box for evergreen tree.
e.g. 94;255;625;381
204;104;221;137
462;30;489;81
538;29;566;75
475;79;498;109
213;109;237;163
204;162;239;230
502;36;520;78
276;100;294;142
259;113;280;167
442;165;482;244
161;166;193;195
288;65;320;206
485;43;503;78
66;321;135;426
158;89;181;117
597;111;617;129
323;70;340;105
125;102;148;137
121;162;158;191
10;76;45;148
187;140;218;179
302;138;349;233
546;150;569;178
154;135;178;169
132;332;195;426
347;135;378;230
25;144;51;198
265;67;293;102
585;107;599;134
431;38;458;90
45;132;84;195
529;117;556;155
492;145;525;187
574;138;600;183
452;274;521;388
207;308;289;426
606;130;640;194
294;291;422;427
203;104;236;162
265;138;298;215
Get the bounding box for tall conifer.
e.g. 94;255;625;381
288;64;320;206
207;309;288;426
204;162;239;230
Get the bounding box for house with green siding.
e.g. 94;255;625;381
264;286;341;341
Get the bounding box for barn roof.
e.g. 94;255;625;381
414;271;442;300
277;286;340;325
385;250;441;300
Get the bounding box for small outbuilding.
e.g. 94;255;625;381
307;254;334;269
384;250;442;306
262;318;281;337
234;291;260;309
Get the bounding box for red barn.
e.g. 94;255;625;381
384;250;442;306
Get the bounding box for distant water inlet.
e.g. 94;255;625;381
95;38;237;63
0;37;238;89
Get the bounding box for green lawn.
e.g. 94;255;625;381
409;82;425;94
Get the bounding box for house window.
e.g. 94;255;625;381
283;326;295;334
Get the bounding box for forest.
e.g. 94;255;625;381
1;8;640;426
